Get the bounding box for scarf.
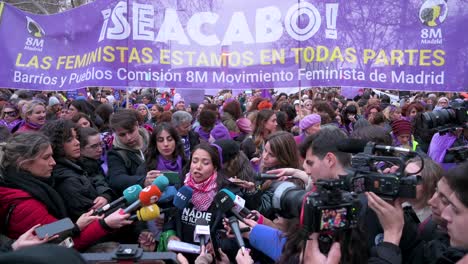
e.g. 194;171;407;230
157;155;183;175
2;166;68;219
184;171;218;211
23;121;42;131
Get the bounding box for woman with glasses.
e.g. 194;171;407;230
78;127;114;203
0;103;22;133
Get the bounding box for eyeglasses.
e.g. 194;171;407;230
86;142;105;149
3;111;17;117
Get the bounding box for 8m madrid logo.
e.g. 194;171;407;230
24;16;45;51
419;0;447;45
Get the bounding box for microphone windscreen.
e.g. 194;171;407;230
159;186;177;203
139;185;162;206
123;184;143;203
152;175;169;192
214;191;235;213
220;188;236;200
137;204;160;221
173;186;193;209
336;138;367;154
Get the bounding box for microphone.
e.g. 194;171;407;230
228;216;246;254
172;186;193;238
214;191;243;221
220;189;258;221
159;186;178;204
254;174;293;181
123;185;162;213
152;175;169;191
173;186;193;210
337;139;413;154
194;218;210;247
93;184;142;215
129;204;161;221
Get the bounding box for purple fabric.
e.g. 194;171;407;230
299;114;321;130
428;133;457;164
157;155;183;175
195;126;210;141
0;119;23;132
210;123;231;141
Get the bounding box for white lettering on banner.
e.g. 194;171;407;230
181;207;212;224
13;70;58;85
155;9;190;45
221;12;255;45
106;1;130;40
256;6;283;43
98;1;339;45
116;68;182;82
132;3;154;41
391;71;444;85
187;12;220;46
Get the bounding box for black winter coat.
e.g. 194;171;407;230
106;147;145;194
52;159;103;221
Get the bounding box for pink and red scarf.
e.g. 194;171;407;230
184;171;218;211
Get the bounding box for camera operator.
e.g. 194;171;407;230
368;162;468;264
426;102;467;169
428;126;467;168
265;126;368;262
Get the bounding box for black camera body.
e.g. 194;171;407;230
343;143;420;199
302;179;360;234
421;106;467;134
272;179;360;234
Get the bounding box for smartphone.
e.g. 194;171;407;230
162;171;181;185
35;218;75;240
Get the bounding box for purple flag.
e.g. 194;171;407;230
0;0;466;92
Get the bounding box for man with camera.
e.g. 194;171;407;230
368;161;468;264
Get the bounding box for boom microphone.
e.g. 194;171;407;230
337;138;414;154
130;204;161;221
93;184;142;215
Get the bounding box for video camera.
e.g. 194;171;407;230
271;179;360;234
421;106;467;134
338;140;422;200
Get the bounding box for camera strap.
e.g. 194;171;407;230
299;188;316;228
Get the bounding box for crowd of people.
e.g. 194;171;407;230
0;87;466;264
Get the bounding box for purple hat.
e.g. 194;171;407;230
236;117;253;134
299;114;321;130
211;124;231;141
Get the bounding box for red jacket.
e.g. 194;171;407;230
0;186;109;251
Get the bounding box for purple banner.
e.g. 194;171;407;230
0;0;467;92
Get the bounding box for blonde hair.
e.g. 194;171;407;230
21;100;46;120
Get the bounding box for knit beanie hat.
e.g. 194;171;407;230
236;117;253;134
213;139;240;164
48;96;60;107
299;114;321;130
173;93;184;106
391;119;412;136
